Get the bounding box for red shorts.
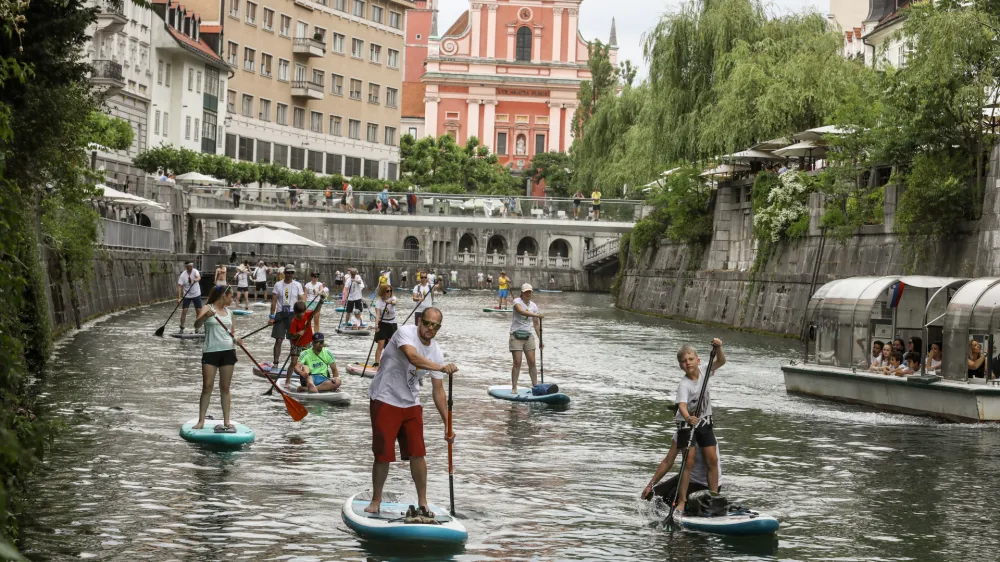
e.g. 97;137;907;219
370;399;425;463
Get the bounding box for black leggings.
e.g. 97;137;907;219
649;475;718;503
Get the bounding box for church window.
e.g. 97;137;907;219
496;132;508;155
516;27;532;61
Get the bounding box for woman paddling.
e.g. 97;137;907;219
509;283;544;394
192;285;243;432
373;284;398;367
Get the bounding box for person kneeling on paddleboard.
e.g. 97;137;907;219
510;283;544;394
673;339;725;513
365;307;458;518
294;333;342;393
642;437;722;505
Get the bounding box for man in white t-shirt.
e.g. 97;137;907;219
234;263;251;309
176;261;202;333
269;264;305;362
252;261;269;303
477;272;484;289
450;270;458;287
344;269;366;328
364;308;458;517
411;272;436;325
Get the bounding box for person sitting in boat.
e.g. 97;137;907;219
883;351;904;376
907;336;923;362
968;339;986;379
899;352;920;377
673;339;726;514
927;341;943;372
642;436;722;506
868;341;889;372
293;333;341;393
867;340;884;369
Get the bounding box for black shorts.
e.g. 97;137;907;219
675;422;718;448
202;349;237;367
255;281;266;291
650;475;717;503
346;299;364;314
574;200;581;206
271;310;292;339
593;203;602;210
335;279;344;286
237;286;248;293
375;320;398;342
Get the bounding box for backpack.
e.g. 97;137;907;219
685;490;729;517
531;383;559;396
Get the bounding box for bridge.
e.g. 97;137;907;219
583;238;621;270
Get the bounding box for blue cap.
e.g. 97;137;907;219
312;333;325;342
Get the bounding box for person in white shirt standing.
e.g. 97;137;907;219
177;261;202;334
252;261;269;303
412;272;435;325
509;284;545;393
450;270;458;288
477;271;484;289
268;264;305;363
304;271;327;332
233;262;251;310
344;268;366;328
364;308;458;517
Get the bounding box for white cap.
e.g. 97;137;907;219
521;283;533;293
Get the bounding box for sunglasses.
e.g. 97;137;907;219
420;319;442;330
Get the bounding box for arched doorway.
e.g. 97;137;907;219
403;235;420;262
548;238;571;258
486;234;507;255
516;236;538;256
459;233;477;253
137;213;152;227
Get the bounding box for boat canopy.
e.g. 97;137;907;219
942;278;1000;381
806;276;968;370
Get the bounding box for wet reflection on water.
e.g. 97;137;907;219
20;292;1000;560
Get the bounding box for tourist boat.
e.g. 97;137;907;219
782;275;1000;422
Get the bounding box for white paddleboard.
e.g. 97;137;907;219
273;378;352;404
341;491;467;545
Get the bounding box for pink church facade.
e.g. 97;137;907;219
404;0;616;194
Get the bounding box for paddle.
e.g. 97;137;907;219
665;346;718;529
262;351;294;396
214;315;308;421
539;317;544;385
447;372;456;516
359;282;435;378
241;321;273;340
155;274;197;337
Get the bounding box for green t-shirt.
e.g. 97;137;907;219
298;347;336;376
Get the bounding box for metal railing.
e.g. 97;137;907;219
98;0;125;16
99;218;173;252
583;238;620;267
293;37;326;54
187;187;647;223
92;60;123;81
211;242;426;264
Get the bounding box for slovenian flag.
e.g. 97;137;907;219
889;281;906;308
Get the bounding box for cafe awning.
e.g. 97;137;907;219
212;226;324;247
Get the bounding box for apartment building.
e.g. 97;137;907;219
148;0;230;155
185;0;412;180
86;0;154;186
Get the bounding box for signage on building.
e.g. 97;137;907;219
497;88;550;98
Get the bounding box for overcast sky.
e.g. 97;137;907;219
436;0;824;77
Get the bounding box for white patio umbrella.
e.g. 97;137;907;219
175;172;225;185
97;184;165;209
699;163;750;177
229;219;302;231
751;137;791;151
792;125;846;141
212;226;324;247
724;149;786;161
774;141;827;158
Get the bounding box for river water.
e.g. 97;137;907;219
20;291;1000;561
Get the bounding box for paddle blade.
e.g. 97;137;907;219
283;392;308;421
154;326;165;337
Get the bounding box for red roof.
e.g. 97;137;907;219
166;25;225;65
402;82;426;118
201;24;221;33
444;11;468;37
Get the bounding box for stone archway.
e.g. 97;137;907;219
516;236;539;256
486;234;507;255
459;232;477;253
403;235;420;262
548;238;571;258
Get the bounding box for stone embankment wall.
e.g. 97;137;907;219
615;145;1000;337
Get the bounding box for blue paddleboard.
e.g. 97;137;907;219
674;509;779;536
179;418;255;447
231;308;253;316
487;385;570;405
342;491;467;545
537;289;562;293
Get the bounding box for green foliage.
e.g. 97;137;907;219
573;39;620;139
627;167;714;253
422;183;467;194
895;152;976;239
526;151;573;197
752;171;815;243
610;232;630;301
86;111;133;151
399;133;518;194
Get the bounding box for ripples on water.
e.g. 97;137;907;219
21;292;1000;561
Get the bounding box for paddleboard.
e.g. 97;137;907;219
338;324;374;336
482;308;512;313
179;418;255;446
341;491;467;545
274;378;352;404
231;309;253;316
487;385;570;405
252;362;286;379
537;289;562;293
335;306;346;312
346;363;380;378
673;509;779;536
170;332;205;340
251;301;270;307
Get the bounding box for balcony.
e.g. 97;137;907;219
291;80;324;100
485;252;506;266
292;37;326;57
91;60;125;92
455;252;476;265
96;0;128;33
515;254;539;267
